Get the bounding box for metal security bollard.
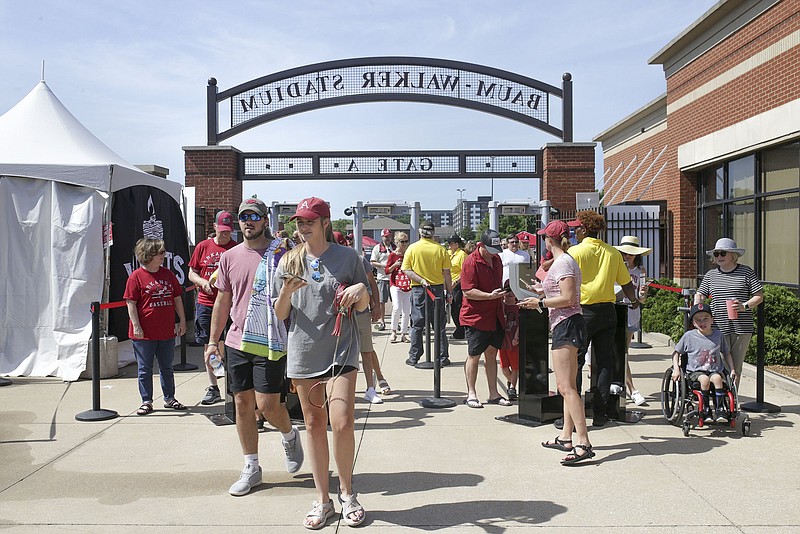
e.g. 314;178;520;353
75;302;119;422
416;288;434;369
174;292;199;372
420;294;456;409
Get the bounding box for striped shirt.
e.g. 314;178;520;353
697;264;762;335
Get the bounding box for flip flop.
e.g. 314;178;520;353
464;398;483;409
561;444;596;466
541;436;573;451
486;396;512;406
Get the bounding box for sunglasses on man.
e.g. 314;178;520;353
239;213;263;222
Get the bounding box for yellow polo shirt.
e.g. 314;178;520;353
449;248;467;284
568;236;631;305
401;238;450;286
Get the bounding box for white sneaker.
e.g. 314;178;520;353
281;426;304;474
229;465;262;496
631;390;647;406
364;387;383;404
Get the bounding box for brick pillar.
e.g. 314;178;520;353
542;143;596;213
183;146;242;238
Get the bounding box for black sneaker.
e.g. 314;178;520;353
201;386;221;405
438;358;451;367
715;407;729;423
405;358;419;367
507;387;518;401
703;409;714;423
592;414;609;427
553;417;564;430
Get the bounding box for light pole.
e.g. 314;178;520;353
456;188;466;202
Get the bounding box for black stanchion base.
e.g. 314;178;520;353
0;377;12;387
173;363;199;372
75;409;118;422
741;401;781;414
415;362;435;370
629;341;651;349
419;397;457;409
205;413;235;426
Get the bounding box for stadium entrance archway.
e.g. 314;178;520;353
185;57;595;239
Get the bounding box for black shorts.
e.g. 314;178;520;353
688;370;724;384
465;324;504;356
551;314;587;351
306;365;358;381
226;346;286;395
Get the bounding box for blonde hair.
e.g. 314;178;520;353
280;217;333;277
394;231;409;243
547;234;570;253
134;238;164;265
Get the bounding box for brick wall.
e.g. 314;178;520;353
542;143;596;213
184;146;243;237
602;0;800;283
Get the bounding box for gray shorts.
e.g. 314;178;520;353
377;280;391;303
355;311;374;352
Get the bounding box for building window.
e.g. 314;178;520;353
697;141;799;288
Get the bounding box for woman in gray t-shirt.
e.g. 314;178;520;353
273;196;369;529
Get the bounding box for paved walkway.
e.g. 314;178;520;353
1;328;799;532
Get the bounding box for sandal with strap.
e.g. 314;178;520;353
378;379;391;395
464;397;483;409
339;492;365;527
304;499;335;530
486;396;512;406
561;444;596;466
136;403;153;416
541;436;573;451
163;399;187;411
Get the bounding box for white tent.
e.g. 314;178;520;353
0;81;182;381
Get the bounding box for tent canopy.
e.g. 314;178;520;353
0;80;182;380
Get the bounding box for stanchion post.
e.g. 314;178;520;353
174;292;198;372
420;294;456;409
742;301;780;414
416;287;434;369
75;302;118;422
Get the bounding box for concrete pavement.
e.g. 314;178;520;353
1;327;799;532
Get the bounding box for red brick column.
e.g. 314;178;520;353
542;143;596;213
184;146;242;237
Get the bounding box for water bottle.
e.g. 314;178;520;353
209;353;225;377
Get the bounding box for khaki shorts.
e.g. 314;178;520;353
355;311;374;352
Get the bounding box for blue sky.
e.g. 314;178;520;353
1;0;718;219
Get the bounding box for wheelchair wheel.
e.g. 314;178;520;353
660;368;685;425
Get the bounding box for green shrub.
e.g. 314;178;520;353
744;285;800;366
641;278;686;344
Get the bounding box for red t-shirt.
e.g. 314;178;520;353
188;237;238;306
124;266;183;340
459;248;506;331
385;251;407;288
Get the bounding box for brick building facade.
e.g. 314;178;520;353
595;0;799;288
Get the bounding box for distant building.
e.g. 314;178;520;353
420;209;452;228
453;195;491;234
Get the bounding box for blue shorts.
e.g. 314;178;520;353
195;302;228;345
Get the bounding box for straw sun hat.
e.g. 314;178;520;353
614;236;652;256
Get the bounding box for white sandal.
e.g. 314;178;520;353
304;499;335;530
378;379;391;395
339;492;365;527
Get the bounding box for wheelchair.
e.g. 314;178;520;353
660;353;751;437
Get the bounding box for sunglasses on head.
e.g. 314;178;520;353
239;213;262;222
712;250;728;257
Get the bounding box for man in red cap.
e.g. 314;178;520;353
370;228;395;331
188;210;238;404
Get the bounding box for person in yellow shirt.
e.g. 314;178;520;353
565;210;639;427
401;222;453;366
447;235;468;339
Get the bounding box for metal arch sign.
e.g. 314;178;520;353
207;57;573;144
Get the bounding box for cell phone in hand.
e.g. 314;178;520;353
280;273;307;283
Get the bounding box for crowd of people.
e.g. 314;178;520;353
123;198;757;526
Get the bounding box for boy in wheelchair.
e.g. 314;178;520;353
671;303;737;423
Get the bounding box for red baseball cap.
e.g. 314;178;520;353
381;228;391;237
215;211;234;232
537;220;570;240
332;231;348;246
566;218;583;227
290;197;330;221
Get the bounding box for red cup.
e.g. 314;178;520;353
726;298;739;320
